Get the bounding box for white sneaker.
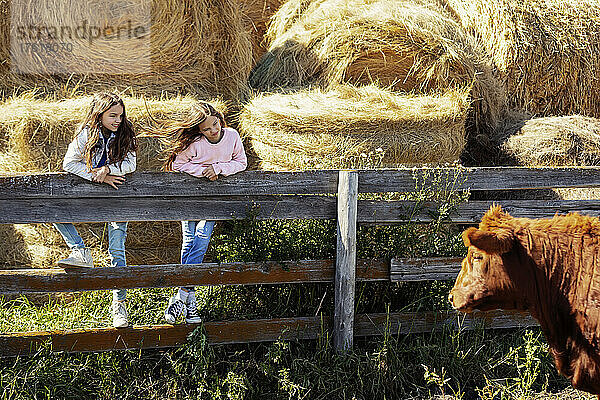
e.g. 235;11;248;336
112;300;129;328
185;291;202;324
58;248;93;268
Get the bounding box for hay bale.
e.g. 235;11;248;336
0;222;183;268
0;225;33;269
263;0;313;42
501;115;600;201
445;0;600;118
0;93;228;173
250;0;504;133
503;115;600;167
241;0;286;62
239;84;469;170
0;0;253;101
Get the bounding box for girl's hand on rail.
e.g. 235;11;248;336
201;165;218;181
91;165;110;183
103;174;126;189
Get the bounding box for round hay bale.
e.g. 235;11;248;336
501;115;600;201
0;150;31;175
250;0;504;133
241;0;286;62
445;0;600;118
126;245;181;266
264;0;314;40
0;0;253;101
239;84;469;170
0;224;33;268
503;115;600;167
0;94;228;173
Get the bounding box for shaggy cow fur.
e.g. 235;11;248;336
449;205;600;396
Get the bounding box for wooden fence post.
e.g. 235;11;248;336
334;170;358;352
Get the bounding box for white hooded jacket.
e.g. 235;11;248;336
63;126;136;181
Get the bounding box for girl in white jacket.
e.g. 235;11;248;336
54;92;137;328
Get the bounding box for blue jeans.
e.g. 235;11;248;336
180;220;215;291
54;222;128;302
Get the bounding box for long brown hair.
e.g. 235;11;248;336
79;92;137;171
143;102;226;171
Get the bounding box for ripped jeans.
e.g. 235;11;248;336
180;220;215;291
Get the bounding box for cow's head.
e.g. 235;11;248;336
449;205;527;312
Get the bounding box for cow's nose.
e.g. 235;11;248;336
448;292;453;304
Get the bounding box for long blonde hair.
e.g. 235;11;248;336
79;92;137;171
144;102;226;171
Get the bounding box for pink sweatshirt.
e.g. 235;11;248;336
172;127;247;177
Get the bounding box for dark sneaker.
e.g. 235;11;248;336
164;296;186;324
185;291;202;324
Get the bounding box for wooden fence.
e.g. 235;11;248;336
3;167;600;357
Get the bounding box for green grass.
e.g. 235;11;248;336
0;321;590;399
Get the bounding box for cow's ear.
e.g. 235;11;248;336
463;227;513;254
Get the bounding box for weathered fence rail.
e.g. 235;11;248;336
0;260;389;293
0;310;537;357
2;166;600;356
4;167;600;197
9;198;600;224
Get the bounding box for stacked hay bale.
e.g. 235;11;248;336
0;0;255;101
502;115;600;200
445;0;600;118
240;85;470;170
254;0;492;92
0;94;227;268
252;0;504;128
242;0;505;170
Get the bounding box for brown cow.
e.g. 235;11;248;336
449;205;600;397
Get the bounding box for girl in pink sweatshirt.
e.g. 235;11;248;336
159;102;247;324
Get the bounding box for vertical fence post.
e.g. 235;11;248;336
334;170;358;352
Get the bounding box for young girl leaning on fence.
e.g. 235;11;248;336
53;92;137;329
152;102;247;324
